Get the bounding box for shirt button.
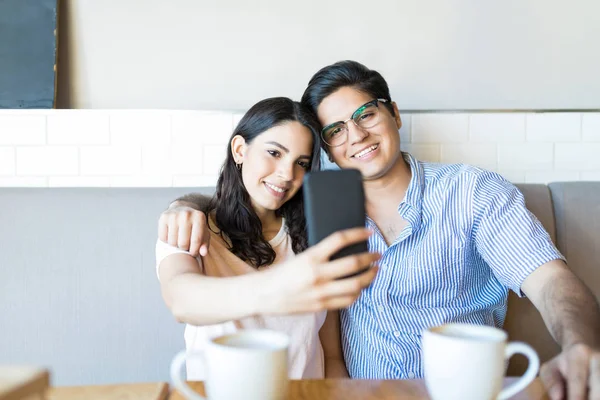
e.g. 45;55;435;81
393;331;401;337
407;372;416;379
377;305;385;312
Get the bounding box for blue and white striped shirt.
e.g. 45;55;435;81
341;152;564;379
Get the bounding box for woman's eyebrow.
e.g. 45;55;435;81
266;141;311;159
265;141;289;153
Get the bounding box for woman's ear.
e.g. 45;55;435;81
391;101;402;130
230;135;247;164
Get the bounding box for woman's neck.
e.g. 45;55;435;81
255;208;282;241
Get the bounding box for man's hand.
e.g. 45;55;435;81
540;344;600;400
522;260;600;399
158;205;210;257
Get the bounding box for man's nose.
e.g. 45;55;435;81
347;121;369;145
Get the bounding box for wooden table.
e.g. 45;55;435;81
168;378;548;399
48;382;168;400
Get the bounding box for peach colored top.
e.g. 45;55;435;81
156;218;326;380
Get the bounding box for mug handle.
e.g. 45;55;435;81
170;350;206;400
497;342;540;400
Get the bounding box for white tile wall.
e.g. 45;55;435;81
110;111;171;145
581;171;600;181
440;144;497;171
412;114;469;143
583;114;600;141
555;143;600;171
80;146;141;176
0;109;598;187
401;144;440;164
203;145;227;176
0;115;46;145
170;145;204;175
47;111;110;145
469;114;525;143
526;113;582;142
0;147;15;175
172;112;232;146
17;146;79;175
497;143;554;171
0;176;48;187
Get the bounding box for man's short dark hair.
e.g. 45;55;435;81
300;60;394;117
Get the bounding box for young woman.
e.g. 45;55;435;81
156;97;378;380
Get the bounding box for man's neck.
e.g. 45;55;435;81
363;154;412;215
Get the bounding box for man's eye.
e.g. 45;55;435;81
358;112;375;121
329;127;343;137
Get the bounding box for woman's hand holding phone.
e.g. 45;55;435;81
257;227;380;315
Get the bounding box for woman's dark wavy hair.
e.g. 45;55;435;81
206;97;321;268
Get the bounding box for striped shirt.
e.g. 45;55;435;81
341;152;564;379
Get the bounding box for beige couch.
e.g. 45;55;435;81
506;183;600;375
0;183;598;385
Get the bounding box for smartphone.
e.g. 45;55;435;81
303;169;369;276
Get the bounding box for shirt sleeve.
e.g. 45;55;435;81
155;239;198;280
470;171;565;296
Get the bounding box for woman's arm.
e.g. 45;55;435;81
158;227;380;327
158;253;262;326
319;310;350;378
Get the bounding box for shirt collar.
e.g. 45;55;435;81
398;152;424;228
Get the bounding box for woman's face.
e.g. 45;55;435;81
233;121;314;216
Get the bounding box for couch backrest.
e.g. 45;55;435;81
549;182;600;303
504;184;561;375
2;184;597;383
505;182;600;375
0;188;212;386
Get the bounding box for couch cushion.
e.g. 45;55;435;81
504;184;561;375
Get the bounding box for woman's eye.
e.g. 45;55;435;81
267;150;280;157
298;161;310;169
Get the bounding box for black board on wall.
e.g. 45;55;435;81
0;0;58;108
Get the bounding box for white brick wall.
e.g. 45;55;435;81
412;114;469;143
0;147;15;175
17;146;79;175
47;111;110;145
0;109;598;187
469;114;525;143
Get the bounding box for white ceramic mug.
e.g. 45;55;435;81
170;329;289;400
422;323;539;400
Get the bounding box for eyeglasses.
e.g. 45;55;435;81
321;98;389;147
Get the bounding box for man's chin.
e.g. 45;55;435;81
338;161;385;180
361;171;387;181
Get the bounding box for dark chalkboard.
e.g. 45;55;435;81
0;0;58;108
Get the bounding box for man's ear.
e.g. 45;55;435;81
391;101;402;130
230;135;247;164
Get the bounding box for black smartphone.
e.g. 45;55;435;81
303;169;369;276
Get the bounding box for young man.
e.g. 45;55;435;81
159;61;599;399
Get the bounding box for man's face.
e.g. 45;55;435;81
316;86;403;181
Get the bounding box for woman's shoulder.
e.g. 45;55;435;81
206;212;233;247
